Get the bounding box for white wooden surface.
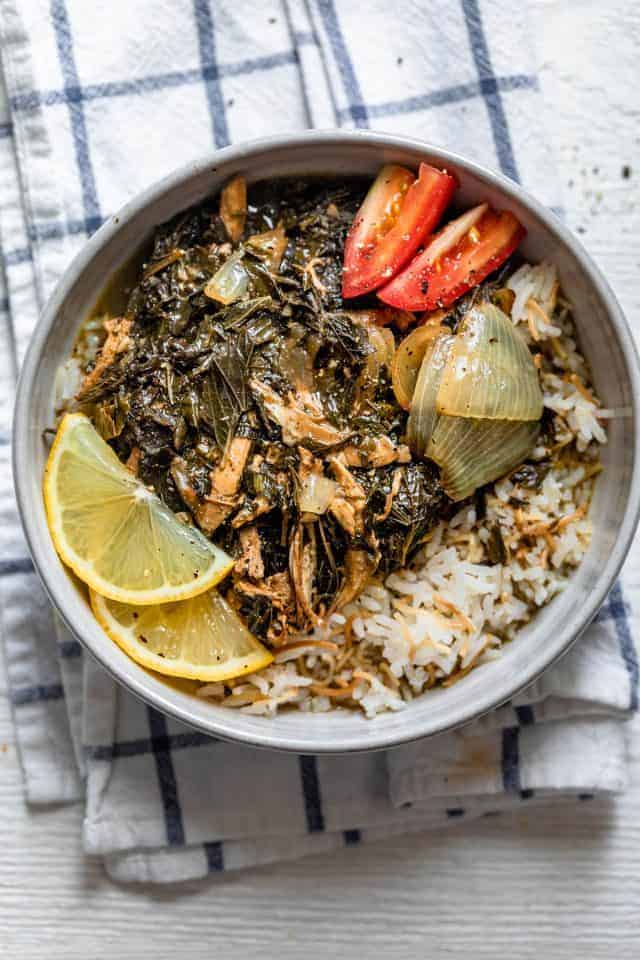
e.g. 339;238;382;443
1;2;639;956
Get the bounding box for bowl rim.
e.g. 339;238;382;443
13;129;640;753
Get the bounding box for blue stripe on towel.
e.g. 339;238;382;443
299;755;325;832
29;216;102;243
87;729;215;762
3;246;33;266
294;30;319;48
0;557;34;575
146;706;185;845
50;0;102;226
204;840;225;871
10;53;298;113
12;683;64;706
337;74;536;123
608;581;638;711
461;0;519;181
193;0;230;147
343;829;361;845
316;0;368;126
57;639;83;658
515;705;535;726
501;726;521;793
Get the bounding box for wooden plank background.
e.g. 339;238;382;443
1;1;639;955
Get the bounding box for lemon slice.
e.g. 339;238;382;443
91;589;273;681
44;412;233;604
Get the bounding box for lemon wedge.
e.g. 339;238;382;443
44;412;233;605
91;588;273;681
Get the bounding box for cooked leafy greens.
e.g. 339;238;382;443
76;177;455;643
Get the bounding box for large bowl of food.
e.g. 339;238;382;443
13;131;640;753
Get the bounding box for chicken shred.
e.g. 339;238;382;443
76;317;132;399
235;525;264;580
251;379;349;448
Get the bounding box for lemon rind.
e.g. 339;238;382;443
90;590;274;682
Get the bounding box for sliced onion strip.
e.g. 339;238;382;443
406;333;455;456
392;319;447;410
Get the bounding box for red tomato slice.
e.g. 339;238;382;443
377;206;525;311
342;163;457;299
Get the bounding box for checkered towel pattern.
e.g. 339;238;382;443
0;0;637;884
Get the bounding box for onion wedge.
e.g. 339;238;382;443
427;417;540;501
436;303;543;421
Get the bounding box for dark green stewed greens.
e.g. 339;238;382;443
75;177;453;643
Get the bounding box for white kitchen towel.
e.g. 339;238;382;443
0;0;637;884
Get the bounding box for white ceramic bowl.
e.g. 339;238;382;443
13;131;640;753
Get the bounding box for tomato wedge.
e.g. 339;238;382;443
377;205;525;311
342;163;457;299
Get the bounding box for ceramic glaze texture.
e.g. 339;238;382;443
12;132;640;753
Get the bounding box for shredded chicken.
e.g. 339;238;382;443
327;454;366;537
333;549;377;610
251;379;349;448
76;317;132;399
327;498;358;538
289;523;317;625
375;467;404;522
170;457;199;511
328;454;365;500
235;526;264;580
125;446;141;476
231;494;273;528
170;439;252;535
342;437;411;468
235;572;293;609
294;255;327;295
200;436;253;533
213;437;252;497
246;222;287;272
234;571;295;646
298;446;323;481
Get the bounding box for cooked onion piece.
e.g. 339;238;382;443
436;303;543;421
427;416;540;501
406;333;455;456
392;319;447;410
298;474;338;515
204;251;249;304
407;308;543;499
